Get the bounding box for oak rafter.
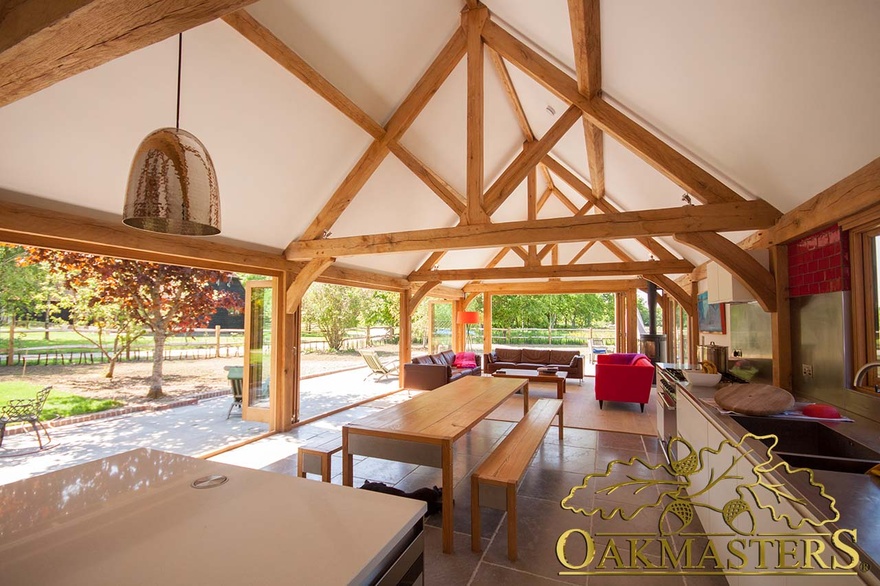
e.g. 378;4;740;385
483;19;764;208
283;26;467;247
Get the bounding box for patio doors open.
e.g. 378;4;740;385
242;279;277;424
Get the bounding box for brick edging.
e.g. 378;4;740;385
3;389;232;437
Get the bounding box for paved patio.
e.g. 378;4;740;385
0;363;400;485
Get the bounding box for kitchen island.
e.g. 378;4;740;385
0;448;426;586
671;375;880;585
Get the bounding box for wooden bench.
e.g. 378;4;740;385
297;436;344;482
470;398;563;561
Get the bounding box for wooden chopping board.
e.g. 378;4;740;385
714;384;795;416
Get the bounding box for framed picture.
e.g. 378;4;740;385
697;291;726;334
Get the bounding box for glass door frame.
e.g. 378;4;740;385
242;279;277;424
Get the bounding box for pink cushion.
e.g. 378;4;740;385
453;351;477;368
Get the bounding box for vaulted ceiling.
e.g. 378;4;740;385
1;0;878;298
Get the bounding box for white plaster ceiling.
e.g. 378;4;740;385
0;0;878;289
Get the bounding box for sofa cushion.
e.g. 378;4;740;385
453;351;477;368
633;356;654;369
440;350;457;365
521;349;550;364
492;361;516;369
412;355;433;365
549;349;578;365
495;348;522;362
518;363;545;370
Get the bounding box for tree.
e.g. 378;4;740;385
25;249;242;398
0;245;48;365
360;290;399;344
43;271;144;378
301;283;362;351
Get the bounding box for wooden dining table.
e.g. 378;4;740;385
342;375;529;553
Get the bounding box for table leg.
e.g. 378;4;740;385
522;382;529;415
342;428;353;487
557;379;565;440
441;440;454;554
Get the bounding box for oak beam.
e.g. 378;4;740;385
752;156;880;247
568;242;595;265
488;47;535;141
388;143;467;217
483;20;752;207
399;292;412;385
527;168;538;265
770;245;792;390
320;265;410;292
222;11;384;140
0;0;258;109
567;0;605;198
643;274;696;317
410;260;693;281
464;5;490;225
409;282;441;315
0;199;288;274
285;258;335;314
544;156;681;262
551;189;582;215
290;26;466;244
484;105;582;214
463;279;647;294
674;231;777;312
286;200;779;259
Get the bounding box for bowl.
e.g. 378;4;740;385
684;371;722;386
537;366;558;374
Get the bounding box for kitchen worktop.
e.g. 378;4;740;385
0;448;426;586
671;374;880;584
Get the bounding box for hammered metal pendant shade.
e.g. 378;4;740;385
123;127;221;236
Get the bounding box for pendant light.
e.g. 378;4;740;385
123;33;220;236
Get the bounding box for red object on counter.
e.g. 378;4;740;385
802;403;842;419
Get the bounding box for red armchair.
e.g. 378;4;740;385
594;353;654;413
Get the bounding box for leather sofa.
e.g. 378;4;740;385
594;353;654;412
483;348;584;382
403;350;482;390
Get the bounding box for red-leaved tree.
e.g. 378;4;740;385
25;249;242;399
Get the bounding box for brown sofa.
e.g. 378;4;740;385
404;350;482;390
483;348;584;382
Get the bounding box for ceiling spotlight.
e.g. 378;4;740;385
681;193;694;206
546;105;556;116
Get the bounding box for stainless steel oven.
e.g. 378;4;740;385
655;365;681;460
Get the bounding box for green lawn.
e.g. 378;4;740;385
0;381;121;421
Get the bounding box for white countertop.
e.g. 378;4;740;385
0;448;425;585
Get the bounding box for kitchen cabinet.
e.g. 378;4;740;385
706;250;770;304
675;390;865;585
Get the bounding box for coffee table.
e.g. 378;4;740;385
491;368;566;440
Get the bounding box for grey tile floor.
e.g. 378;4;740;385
212;408;727;585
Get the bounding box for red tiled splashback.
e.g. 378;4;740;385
788;225;850;297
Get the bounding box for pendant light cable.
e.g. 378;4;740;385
175;33;182;130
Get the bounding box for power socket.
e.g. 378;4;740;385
802;364;813;378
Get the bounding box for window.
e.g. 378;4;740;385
848;217;880;391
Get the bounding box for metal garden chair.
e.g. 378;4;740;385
0;386;53;449
357;349;399;381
